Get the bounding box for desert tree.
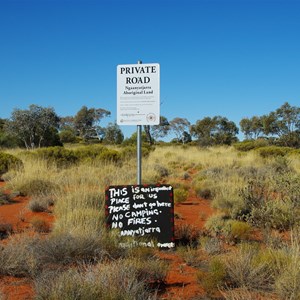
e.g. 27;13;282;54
143;116;170;145
191;116;238;146
181;131;192;144
273;102;300;147
103;122;124;145
6;104;60;149
169;117;191;144
275;102;300;134
240;116;263;140
258;102;300;147
73;106;110;141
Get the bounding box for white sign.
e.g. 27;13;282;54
117;63;160;125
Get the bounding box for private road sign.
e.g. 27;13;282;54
117;63;160;125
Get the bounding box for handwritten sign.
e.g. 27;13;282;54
105;184;174;248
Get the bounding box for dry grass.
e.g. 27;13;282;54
274;231;300;300
34;260;155;300
1;145;300;299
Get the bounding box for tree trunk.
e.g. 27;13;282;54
143;125;153;145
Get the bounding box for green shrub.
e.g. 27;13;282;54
222;220;252;243
289;149;300;156
255;146;293;158
271;171;300;205
0;131;22;148
197;258;226;296
35;146;78;167
205;216;252;243
174;188;188;204
233;139;269;152
249;199;299;231
253;248;289;276
120;145;152;161
121;146;136;160
204;214;226;237
0;152;23;177
59;130;77;143
97;149;122;164
73;145;123;164
73;144;107;160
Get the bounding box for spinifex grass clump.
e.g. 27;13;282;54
34;258;164;300
0;234;41;277
224;243;273;290
28;195;54;212
196;257;226;297
18;178;59;197
274;231;300;300
4;154;62;196
177;245;202;267
175;223;201;246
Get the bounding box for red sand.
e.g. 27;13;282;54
0;181;214;300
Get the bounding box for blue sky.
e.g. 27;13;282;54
0;0;299;139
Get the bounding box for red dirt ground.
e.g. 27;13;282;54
0;180;214;300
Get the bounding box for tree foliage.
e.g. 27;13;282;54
151;116;170;140
143;116;170;145
103;122;124;145
169;117;190;144
5;105;61;149
73;106;111;140
122;131;149;146
191;116;238;146
0;118;21;148
240;116;263;139
240;102;300;147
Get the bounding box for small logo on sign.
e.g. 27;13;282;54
147;113;156;122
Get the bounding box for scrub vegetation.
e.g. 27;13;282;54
0;143;299;299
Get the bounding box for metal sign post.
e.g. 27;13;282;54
137;60;142;185
137;124;142;185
